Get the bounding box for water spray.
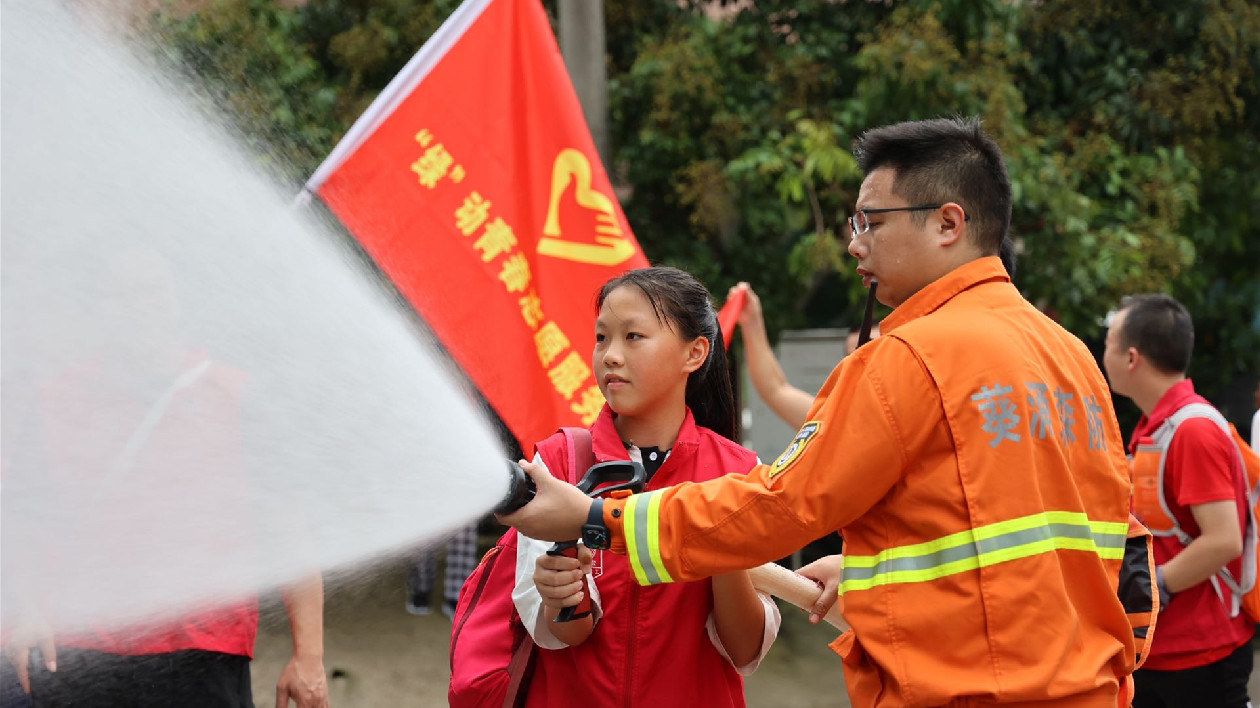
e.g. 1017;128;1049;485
1;0;509;637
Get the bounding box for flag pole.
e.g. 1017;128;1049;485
302;0;496;197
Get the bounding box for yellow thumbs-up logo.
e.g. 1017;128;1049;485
537;149;636;267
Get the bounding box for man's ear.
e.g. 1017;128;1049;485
1127;347;1140;372
683;336;710;374
936;202;967;247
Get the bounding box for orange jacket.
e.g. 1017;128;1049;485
603;258;1137;707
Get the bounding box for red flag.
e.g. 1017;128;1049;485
717;289;746;348
304;0;648;451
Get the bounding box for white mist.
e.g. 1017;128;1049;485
1;0;507;636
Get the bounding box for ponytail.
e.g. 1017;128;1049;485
596;267;739;442
688;303;738;441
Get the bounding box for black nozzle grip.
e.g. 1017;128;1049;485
494;460;536;515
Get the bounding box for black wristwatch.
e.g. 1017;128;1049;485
581;499;611;550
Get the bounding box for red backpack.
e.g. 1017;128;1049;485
448;428;594;708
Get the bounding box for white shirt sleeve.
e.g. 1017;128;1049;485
701;455;777;675
511;452;602;650
705;590;782;676
1251;409;1260;454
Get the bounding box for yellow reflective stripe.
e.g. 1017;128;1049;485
1089;519;1130;534
843;536;1106;592
645;491;673;584
1090;519;1129;561
844;511;1123;569
841;511;1127;593
841;526;980;569
623;494;650;585
1097;546;1126;560
623;491;674;585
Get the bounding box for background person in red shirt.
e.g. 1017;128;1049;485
1;247;329;708
1104;293;1254;707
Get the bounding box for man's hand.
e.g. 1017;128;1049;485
3;618;57;694
796;554;845;625
276;652;329;708
533;545;592;610
496;459;590;541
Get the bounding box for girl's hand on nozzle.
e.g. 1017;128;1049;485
795;554;845;625
533;545;593;610
496;459;591;541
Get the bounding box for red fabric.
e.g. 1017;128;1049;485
448;429;585;708
1128;379;1254;671
447;528;527;707
717;289;745;348
313;0;648;452
524;406;758;708
60;606;258;658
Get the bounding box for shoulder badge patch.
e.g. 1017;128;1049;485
769;421;822;478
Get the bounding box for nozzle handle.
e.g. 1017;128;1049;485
547;540;592;622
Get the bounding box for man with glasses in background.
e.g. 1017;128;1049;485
501;117;1149;707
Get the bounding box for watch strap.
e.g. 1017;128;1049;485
582;498;609;550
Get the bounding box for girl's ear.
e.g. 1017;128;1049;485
682;336;710;375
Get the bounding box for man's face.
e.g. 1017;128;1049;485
1103;308;1132;397
847;168;938;308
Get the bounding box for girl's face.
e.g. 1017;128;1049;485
594;285;706;421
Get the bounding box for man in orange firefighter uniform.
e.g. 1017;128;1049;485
502;117;1142;707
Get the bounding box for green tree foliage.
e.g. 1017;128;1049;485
148;0;1259;405
1017;0;1260;405
150;0;464;180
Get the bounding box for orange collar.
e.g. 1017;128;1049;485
879;256;1010;335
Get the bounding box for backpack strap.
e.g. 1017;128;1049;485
1164;402;1230;435
1155;402;1258;617
1150;403;1229;545
503;637;535;708
560;427;595;485
498;429;592;708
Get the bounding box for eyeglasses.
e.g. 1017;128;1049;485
848;204;962;237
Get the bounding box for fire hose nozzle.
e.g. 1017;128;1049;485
495;460;536;515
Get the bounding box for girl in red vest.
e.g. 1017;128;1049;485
513;266;780;707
